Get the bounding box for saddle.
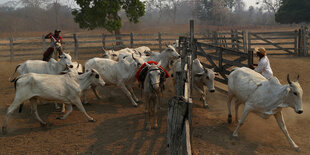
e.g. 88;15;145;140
136;61;169;89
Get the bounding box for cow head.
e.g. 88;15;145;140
162;45;180;59
131;52;144;68
85;69;105;88
102;48;111;59
59;53;73;68
146;61;162;92
286;74;303;114
195;68;217;93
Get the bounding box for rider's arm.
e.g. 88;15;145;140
45;32;53;39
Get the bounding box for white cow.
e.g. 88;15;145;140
227;67;303;151
84;53;145;106
172;58;217;108
142;45;180;71
2;69;105;134
9;53;73;81
72;61;84;74
134;46;153;56
102;48;138;61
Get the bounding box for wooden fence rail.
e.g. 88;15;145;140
0;27;308;61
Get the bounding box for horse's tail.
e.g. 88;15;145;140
9;64;21;82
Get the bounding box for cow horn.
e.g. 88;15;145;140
287;74;292;84
132;53;136;61
296;74;300;82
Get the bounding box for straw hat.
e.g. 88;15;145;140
254;47;266;56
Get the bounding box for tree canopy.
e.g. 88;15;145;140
275;0;310;24
72;0;145;33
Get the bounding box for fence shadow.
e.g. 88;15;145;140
83;110;168;155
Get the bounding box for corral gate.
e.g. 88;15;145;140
195;39;253;85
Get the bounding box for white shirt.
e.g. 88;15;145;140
255;56;273;79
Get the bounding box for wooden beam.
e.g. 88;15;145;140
251;33;293;54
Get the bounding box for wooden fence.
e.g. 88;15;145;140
167;21;195;155
0;26;309;61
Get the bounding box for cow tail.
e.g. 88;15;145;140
9;64;21;82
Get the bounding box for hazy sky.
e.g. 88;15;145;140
0;0;262;8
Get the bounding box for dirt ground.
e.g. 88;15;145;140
0;55;309;155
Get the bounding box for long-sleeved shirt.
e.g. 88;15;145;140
254;56;273;79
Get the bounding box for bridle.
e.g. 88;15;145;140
147;68;161;89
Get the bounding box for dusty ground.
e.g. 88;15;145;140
0;55;309;155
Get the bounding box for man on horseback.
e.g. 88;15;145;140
43;29;63;61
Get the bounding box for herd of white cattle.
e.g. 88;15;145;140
2;42;304;151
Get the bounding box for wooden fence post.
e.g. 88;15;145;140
303;26;308;56
42;35;46;53
130;32;134;48
294;30;298;55
248;48;253;67
298;28;302;56
218;48;223;70
73;34;78;60
102;33;105;49
213;31;218;54
9;36;14;61
158;32;162;52
242;31;247;53
247;32;252;53
167;96;188;155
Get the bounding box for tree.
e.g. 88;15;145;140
72;0;145;45
19;0;50;8
275;0;310;24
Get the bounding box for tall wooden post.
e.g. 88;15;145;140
130;32;134;48
9;36;14;61
247;32;252;54
158;32;162;52
102;33;105;49
303;26;308;56
42;35;46;53
294;30;298;55
242;31;247;53
73;34;78;60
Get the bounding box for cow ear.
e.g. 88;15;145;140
285;87;291;96
146;62;151;68
157;61;162;67
215;72;219;76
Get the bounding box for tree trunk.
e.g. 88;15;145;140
113;12;123;46
114;29;123;46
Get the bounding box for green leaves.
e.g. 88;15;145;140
72;0;145;33
275;0;310;23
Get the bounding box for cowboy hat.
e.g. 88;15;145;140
254;47;266;56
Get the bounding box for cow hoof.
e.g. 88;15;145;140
56;116;63;120
88;119;96;122
40;122;47;127
294;146;300;152
2;127;7;135
133;103;138;107
232;132;238;137
203;104;209;109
